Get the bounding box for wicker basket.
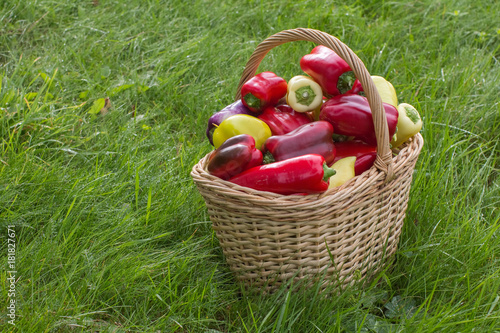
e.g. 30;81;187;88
191;28;424;291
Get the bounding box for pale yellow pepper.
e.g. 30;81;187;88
286;75;323;112
371;75;398;108
328;156;356;189
391;103;423;148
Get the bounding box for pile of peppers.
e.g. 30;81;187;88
204;45;423;195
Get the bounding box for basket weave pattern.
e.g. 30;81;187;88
191;28;424;290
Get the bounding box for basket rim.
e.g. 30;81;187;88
191;133;424;205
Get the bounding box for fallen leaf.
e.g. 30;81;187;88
100;97;112;115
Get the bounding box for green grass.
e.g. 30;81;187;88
1;0;499;331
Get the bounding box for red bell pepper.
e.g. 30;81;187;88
229;154;336;195
263;120;336;166
300;45;356;96
257;104;311;136
332;140;377;176
241;71;288;113
319;94;399;146
207;134;263;180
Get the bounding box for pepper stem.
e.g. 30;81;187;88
404;105;421;124
262;151;275;165
322;162;336;181
243;93;261;109
294;85;316;106
337;71;356;95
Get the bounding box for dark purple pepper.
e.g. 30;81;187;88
206;100;253;145
207;134;263;180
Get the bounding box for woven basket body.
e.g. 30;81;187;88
191;29;424;291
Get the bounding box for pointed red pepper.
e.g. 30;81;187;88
207;134;263;180
257;104;311;136
332;140;377;176
319;94;399;146
264;120;336;166
300;45;357;96
229;154;336;195
240;71;288;113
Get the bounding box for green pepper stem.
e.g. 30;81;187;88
295;85;316;106
243;93;261;109
337;71;356;94
262;151;275;164
322;163;336;181
404;105;421;124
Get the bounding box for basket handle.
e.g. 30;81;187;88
234;28;395;181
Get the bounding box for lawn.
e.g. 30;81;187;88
0;0;499;332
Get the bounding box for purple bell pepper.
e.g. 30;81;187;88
206;100;253;145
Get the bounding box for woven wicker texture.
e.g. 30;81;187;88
191;28;424;291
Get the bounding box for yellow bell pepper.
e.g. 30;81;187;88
286;75;323;112
371;75;398;108
391;103;423;148
212;114;272;150
328;156;356;189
